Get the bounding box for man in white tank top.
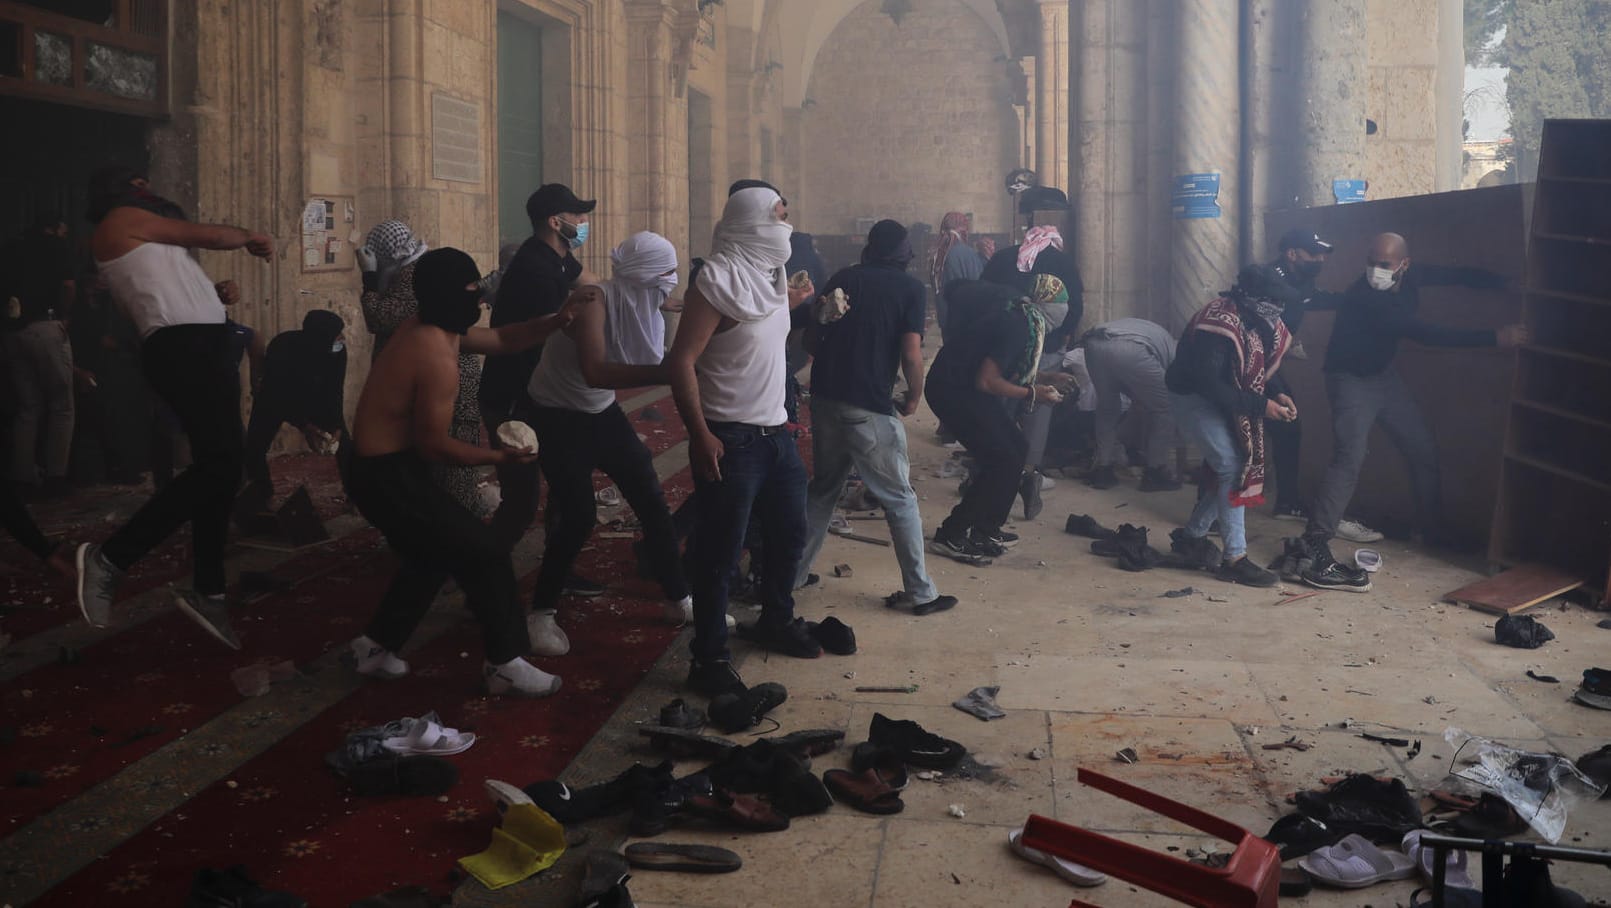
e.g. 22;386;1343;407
73;164;273;649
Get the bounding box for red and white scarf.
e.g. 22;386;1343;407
1186;296;1291;505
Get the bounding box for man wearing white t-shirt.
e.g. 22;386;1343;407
74;164;273;649
666;186;818;698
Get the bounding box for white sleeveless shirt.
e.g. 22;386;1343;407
96;242;225;338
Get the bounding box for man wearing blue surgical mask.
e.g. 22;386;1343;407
481;184;606;593
1297;231;1526;594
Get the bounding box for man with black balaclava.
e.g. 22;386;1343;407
344;247;579;696
239;309;349;501
1261;228;1337;525
74;163;273;649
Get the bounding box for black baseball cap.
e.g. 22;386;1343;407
526;184;596;225
1278;228;1333;255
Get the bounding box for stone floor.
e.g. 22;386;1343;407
527;405;1611;908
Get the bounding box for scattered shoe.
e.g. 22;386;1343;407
763;728;846;760
637;726;741;761
1138;467;1182;492
868;712;965;770
172;590;242;650
1216;557;1280;588
1302;557;1372;593
525;761;674;824
1020;471;1044;520
577;850;634;908
743;616;823;659
563;574;606;597
1063;514;1117;540
624;842;742;874
484;778;533;816
1169;528;1222;571
1335;518;1384;543
823;747;908;814
1084;465;1120;489
527;610;570;656
1266;537;1317;583
686;659;747;699
808;616;856;655
484;657;563;697
1007;826;1107;887
657;698;706;731
349;636;409;680
1298;833;1416;889
708;682;788;733
186;865;307;908
1402;829;1474;889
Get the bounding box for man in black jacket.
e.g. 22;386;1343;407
241;309;348;497
1299;232;1526;592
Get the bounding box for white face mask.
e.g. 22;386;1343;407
1366;265;1399;292
655;273;679;296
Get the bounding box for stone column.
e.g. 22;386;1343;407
1072;0;1146;325
1296;0;1367;207
1242;0;1301;260
624;0;687;245
1168;0;1240;330
1034;0;1070;193
1434;0;1465;192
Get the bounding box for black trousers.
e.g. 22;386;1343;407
103;325;243;595
343;447;528;664
1;479;51;559
529;403;688;611
1266;415;1302;510
927;383;1027;537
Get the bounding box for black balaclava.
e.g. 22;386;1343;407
301;309;346;348
414;248;484;335
861;219;914;270
85;163;186;223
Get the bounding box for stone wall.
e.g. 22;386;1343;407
1365;0;1440;200
799;0;1021;236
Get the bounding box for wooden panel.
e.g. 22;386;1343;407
1265;184;1528;548
1444;563;1583;616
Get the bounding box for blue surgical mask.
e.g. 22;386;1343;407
565;221;590;251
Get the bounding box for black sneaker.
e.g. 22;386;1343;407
965;528;1009;556
687;659;748;698
524;761;673;824
983;528;1019;548
1084;465;1120;489
563;573;607;597
1019;471;1044;520
1169;528;1222;571
1216;557;1280;588
868;712;966;770
745;616;823;659
657;698;706;730
911;594;959;617
1301;557;1372;593
808;616;857;655
579;849;635;908
708;682;788;733
1138;467;1182;492
929;529;1001;563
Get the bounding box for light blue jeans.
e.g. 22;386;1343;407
1170;392;1248;560
796;397;939;603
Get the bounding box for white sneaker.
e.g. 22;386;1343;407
1336;518;1384;543
1038;473;1057;491
527;610;571;656
484;657;562;697
662;596;736;629
350;635;409;679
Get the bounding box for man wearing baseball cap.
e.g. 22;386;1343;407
482;184;604;570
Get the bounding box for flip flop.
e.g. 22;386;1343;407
822;768;905;814
624;843;743;874
1402;830;1474;889
1006;826;1106;887
382;719;475;756
1298;833;1417;889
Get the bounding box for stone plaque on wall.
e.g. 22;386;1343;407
432;93;483;184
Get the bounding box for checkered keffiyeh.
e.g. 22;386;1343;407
364;219;428;268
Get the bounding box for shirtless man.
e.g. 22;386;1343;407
344;247;578;696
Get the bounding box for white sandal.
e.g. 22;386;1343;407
381;719;476;756
1007;826;1106;887
1299;833;1416;888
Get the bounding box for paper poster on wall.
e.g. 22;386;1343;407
300;195;355;272
1172;173;1222;220
1333;179;1368;205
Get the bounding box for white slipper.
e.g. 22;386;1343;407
1299;833;1416;889
381;719;476;756
1007;826;1106;887
484;778;533;816
1354;548;1383;573
1402;829;1474;889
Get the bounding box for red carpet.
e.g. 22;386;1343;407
3;389;728;906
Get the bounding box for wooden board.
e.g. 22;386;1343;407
1444;563;1585;615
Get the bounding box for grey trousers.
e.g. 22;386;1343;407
4;320;75;484
1086;335;1175;471
1305;370;1441;541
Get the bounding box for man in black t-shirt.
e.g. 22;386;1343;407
480;184;602;565
3;216;77;497
794;221;957;615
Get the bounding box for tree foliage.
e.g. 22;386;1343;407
1465;0;1514;65
1498;0;1611;170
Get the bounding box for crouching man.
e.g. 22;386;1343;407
343;247;578;696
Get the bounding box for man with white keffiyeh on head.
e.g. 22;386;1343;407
666;186;822;700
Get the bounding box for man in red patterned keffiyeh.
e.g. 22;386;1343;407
1162;265;1298;588
928;211;983;341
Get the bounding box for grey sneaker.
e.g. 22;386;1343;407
172;590;242;649
76;543;121;628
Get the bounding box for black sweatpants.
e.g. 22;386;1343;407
343;447;528;664
1;480;51;559
529;402;688;612
103;324;243;595
1266;415;1302;511
927;382;1027;537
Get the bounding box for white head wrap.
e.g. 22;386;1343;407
602;231;679;365
695;188;792;323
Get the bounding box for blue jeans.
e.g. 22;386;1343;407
1170;392;1248;559
795;397;938;603
686;422;808;663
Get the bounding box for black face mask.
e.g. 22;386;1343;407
420;288;482;335
1294;259;1324;282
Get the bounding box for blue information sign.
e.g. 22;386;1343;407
1172;173;1222;220
1333;179;1368;205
